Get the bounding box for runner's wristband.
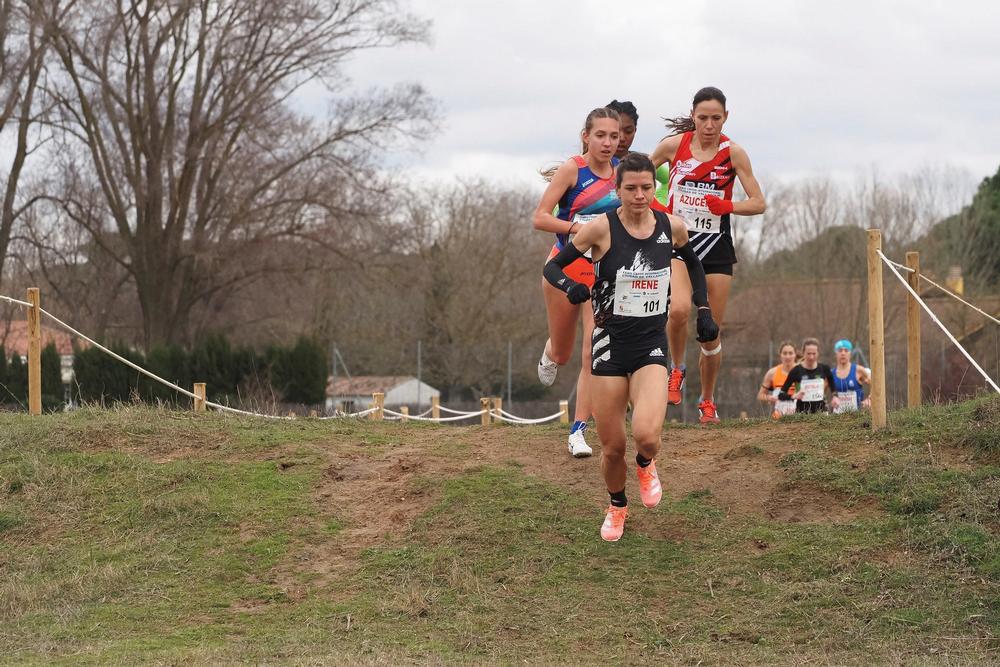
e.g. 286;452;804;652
674;242;709;308
543;242;586;295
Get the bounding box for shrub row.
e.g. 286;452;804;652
1;335;327;410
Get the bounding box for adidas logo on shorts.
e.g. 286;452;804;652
649;347;664;357
656;232;670;244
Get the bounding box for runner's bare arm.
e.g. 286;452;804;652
730;143;766;216
532;159;579;234
575;214;611;261
650;134;683;168
758;368;777;403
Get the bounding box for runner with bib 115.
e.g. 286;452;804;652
649;87;766;425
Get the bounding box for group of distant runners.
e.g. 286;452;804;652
533;90;879;541
536;88;766;541
758;338;871;417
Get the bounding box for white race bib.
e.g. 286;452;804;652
613;267;670;317
800;378;825;403
834;391;859;414
772;389;796;416
571;214;600;258
674;183;722;234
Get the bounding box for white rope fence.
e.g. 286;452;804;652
382;408;489;423
882;257;1000;327
3;291;569;424
491;408;566;424
879;251;1000;394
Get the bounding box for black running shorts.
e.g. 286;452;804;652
591;331;671;377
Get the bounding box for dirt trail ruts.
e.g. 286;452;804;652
273;421;876;597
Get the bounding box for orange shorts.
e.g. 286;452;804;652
547;244;594;288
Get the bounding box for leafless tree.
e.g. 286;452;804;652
0;1;50;293
35;0;433;347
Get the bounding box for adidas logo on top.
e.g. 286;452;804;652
656;232;670;244
648;347;664;357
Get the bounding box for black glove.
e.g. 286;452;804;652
566;282;591;304
696;308;719;342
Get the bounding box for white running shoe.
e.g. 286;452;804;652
537;349;558;386
568;425;593;458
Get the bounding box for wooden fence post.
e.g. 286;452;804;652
480;397;491;426
559;400;569;424
193;383;206;412
371;392;384;421
431;395;440;420
866;230;888;430
26;288;41;416
492;397;502;422
905;251;921;408
400;405;409;422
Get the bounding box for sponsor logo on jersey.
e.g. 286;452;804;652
580;178;595;188
649;347;664;357
656;232;670;244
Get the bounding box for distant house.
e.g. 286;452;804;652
326;375;440;414
0;321;90;383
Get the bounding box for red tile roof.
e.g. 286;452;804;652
327;375;414;397
0;321;88;357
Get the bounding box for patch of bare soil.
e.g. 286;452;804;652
267;420;886;596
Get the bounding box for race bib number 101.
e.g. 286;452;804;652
614;267;670;317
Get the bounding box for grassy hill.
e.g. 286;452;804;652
1;398;998;665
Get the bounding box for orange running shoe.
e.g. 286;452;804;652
698;399;721;424
600;504;628;542
667;367;686;405
636;460;663;509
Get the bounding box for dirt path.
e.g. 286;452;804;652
285;420;876;595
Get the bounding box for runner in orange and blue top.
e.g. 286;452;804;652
650;87;767;424
533;107;621;458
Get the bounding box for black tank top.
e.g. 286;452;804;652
592;209;673;342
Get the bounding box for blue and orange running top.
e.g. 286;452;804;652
555;155;620;248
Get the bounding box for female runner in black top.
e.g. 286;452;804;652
543;153;719;542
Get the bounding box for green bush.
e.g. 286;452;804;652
267;336;327;405
41;343;63;411
69;334;327;407
7;353;26;404
74;343;146;404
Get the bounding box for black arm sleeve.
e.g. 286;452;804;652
543;242;586;294
778;366;801;401
824;365;836;392
674;242;709;309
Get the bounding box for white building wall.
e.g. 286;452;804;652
385;379;440;407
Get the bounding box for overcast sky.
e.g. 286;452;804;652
334;0;1000;195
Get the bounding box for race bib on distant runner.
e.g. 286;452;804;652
674;183;721;234
772;389;796;416
800;378;825;403
834;391;859;414
614;267;670;317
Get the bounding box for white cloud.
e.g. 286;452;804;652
333;0;1000;191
